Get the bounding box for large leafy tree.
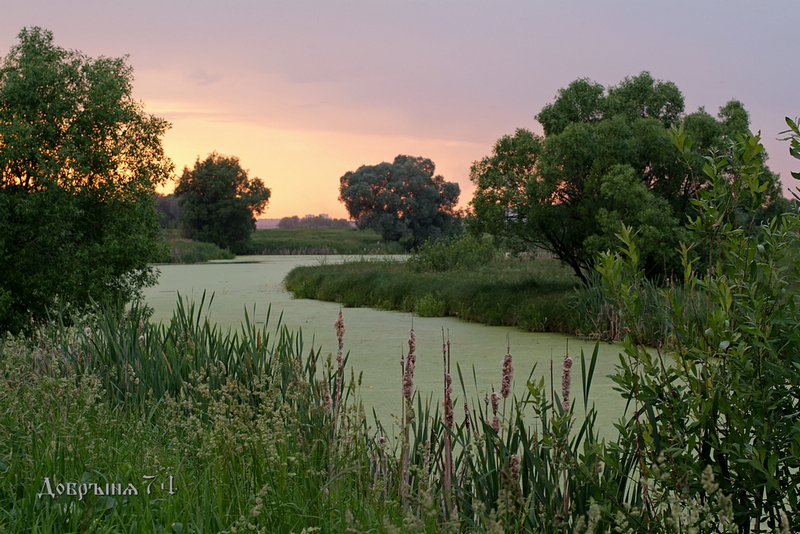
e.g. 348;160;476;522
0;27;173;333
469;71;785;281
338;155;461;248
175;153;271;254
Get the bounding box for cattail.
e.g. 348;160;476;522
463;401;470;431
491;390;500;416
500;351;514;399
561;354;573;412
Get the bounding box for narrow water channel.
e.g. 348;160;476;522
143;255;629;439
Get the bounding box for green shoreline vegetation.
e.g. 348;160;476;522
284;244;584;334
158;227;404;264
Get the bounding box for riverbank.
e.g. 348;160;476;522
284;256;584;334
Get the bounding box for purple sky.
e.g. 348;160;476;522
2;1;799;218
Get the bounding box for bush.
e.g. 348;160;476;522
407;234;495;272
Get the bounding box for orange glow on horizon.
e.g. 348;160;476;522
155;115;485;220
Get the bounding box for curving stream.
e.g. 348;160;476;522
143;255;629;439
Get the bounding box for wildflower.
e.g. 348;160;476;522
491;416;500;433
402;328;416;401
323;382;332;414
501;351;513;399
701;464;719;494
561;354;573;412
509;453;520;484
334;310;345;368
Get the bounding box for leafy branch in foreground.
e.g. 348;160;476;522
594;129;800;532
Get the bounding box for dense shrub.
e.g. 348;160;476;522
407;234;496;272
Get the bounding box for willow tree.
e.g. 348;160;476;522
468;72;785;281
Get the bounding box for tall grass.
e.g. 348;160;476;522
1;298;385;533
162;239;235;263
2;299;748;532
249;227;405;255
286;257;581;333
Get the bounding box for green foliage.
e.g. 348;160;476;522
0;299;386;533
0;27;172;334
407;233;495;272
595;130;800;530
277;214;352;229
468;71;784;282
154;192;182;229
161;238;234;264
175;152;271;254
338;154;461;249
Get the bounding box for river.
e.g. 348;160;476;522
142;255;629;439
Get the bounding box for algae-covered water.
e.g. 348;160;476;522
143;255;629;439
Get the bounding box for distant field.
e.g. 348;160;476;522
249;227;405;254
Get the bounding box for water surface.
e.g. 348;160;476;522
143;255;629;438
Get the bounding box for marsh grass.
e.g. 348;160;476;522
1;299;751;533
163;239;235;264
250;227;405;255
285;257;581;333
0;298;387;533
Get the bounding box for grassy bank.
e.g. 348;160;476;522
285;257;583;333
249;227;405;255
158;229;235;264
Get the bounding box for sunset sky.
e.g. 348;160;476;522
2;1;798;219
